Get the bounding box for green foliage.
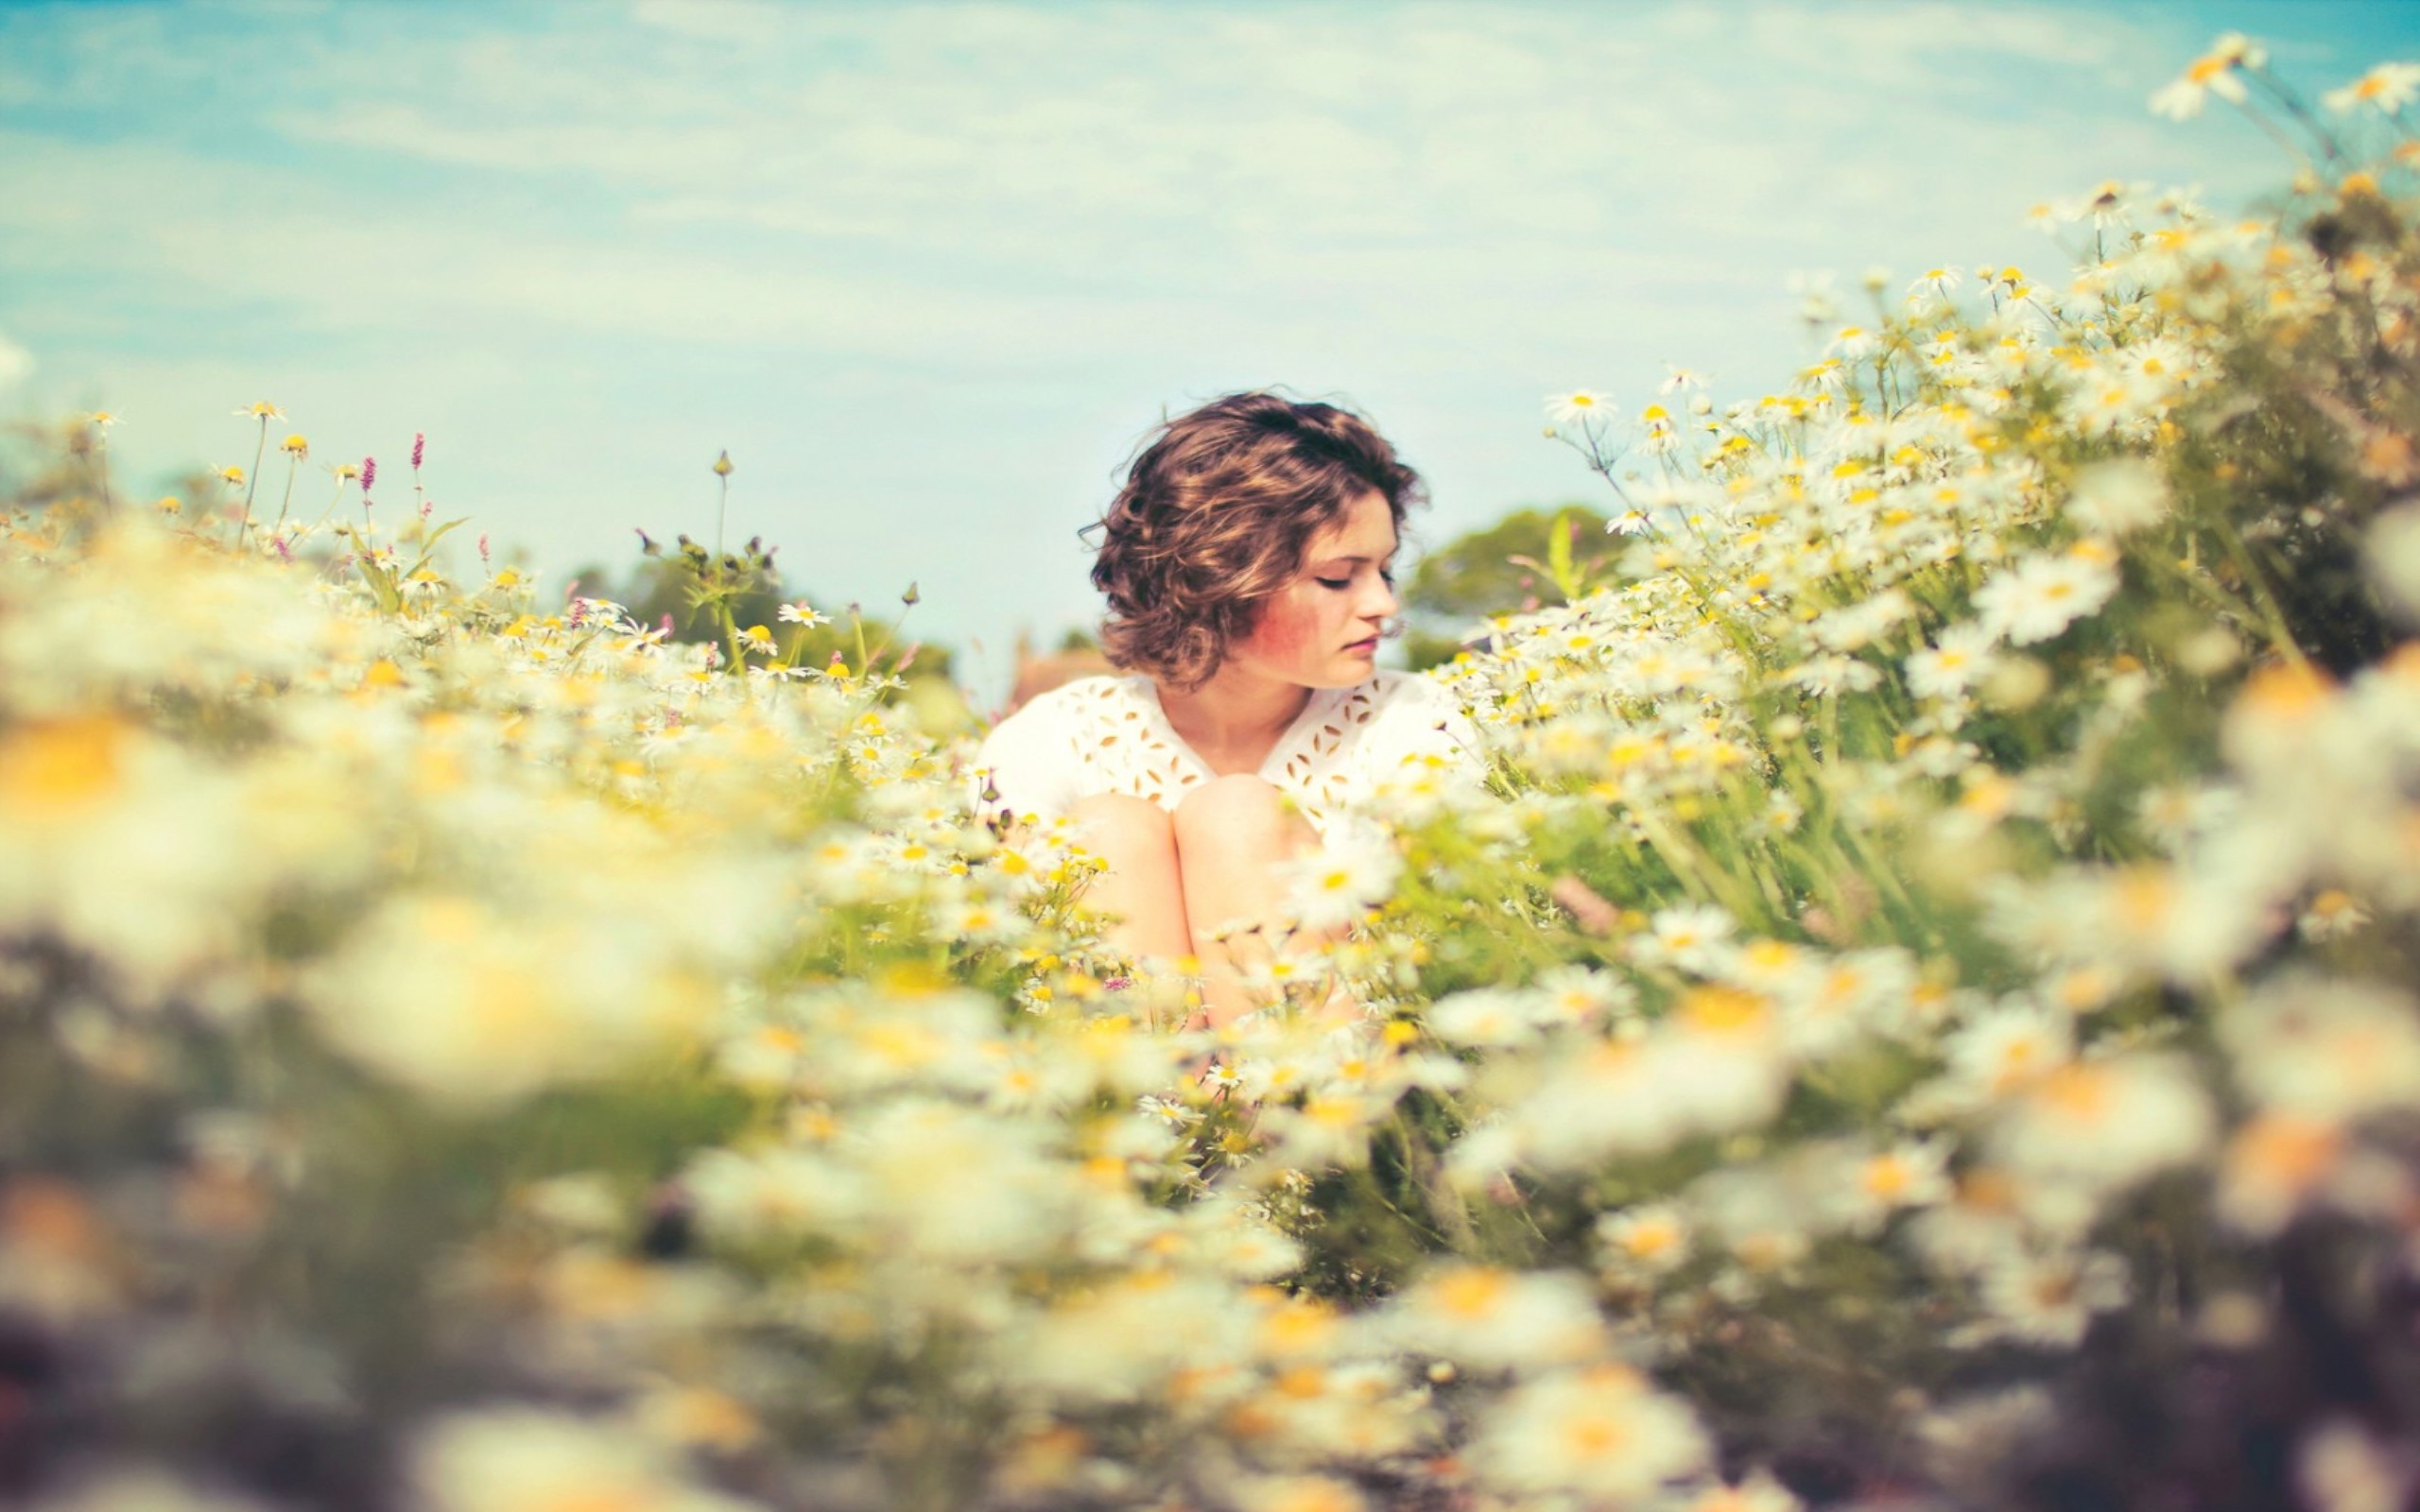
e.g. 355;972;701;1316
574;543;955;684
1401;504;1611;668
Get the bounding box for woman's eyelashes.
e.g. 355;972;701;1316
1312;567;1395;591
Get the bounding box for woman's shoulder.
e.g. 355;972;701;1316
1365;667;1467;718
971;675;1150;818
1349;667;1481;766
991;673;1149;728
977;674;1147;756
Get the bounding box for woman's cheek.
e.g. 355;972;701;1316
1241;596;1314;661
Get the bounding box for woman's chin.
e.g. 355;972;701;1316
1327;650;1380;680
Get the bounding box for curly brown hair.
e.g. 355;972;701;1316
1087;392;1424;691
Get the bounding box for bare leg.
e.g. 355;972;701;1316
1171;776;1323;1026
1066;794;1192;966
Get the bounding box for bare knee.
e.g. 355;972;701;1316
1069;793;1176;868
1172;775;1306;861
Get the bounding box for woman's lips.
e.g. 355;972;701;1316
1344;637;1380;654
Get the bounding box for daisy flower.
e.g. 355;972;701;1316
1905;623;1999;701
1908;266;1964;301
2151;33;2265;120
1630;903;1737;974
1979;1248;2130;1346
1545;390;1615;430
2066;457;2169;535
2324;61;2420;114
1469;1365;1710;1502
1597;1202;1692;1277
1282;830;1401;932
1973;552;2119;645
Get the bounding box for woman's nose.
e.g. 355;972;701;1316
1362;576;1399;620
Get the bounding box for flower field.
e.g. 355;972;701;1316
9;37;2420;1512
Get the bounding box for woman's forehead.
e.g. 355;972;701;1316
1305;490;1398;559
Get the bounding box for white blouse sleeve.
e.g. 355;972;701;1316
968;692;1085;824
1357;672;1484;784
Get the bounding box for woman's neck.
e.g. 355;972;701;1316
1153;666;1313;774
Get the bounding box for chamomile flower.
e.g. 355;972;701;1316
2151;33;2265;120
1908;266;1964;301
1976;1248;2130;1346
1468;1365;1710;1502
1630;903;1737;974
1597;1202;1692;1278
2065;457;2169;535
1973;552;2119;645
1387;1264;1606;1370
2324;61;2420;114
412;1408;769;1512
1905;623;2000;701
1281;829;1401;932
1545;389;1616;430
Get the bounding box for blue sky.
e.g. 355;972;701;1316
4;0;2418;700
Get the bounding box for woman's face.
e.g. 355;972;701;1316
1222;488;1401;690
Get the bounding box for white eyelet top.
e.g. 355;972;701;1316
970;670;1478;839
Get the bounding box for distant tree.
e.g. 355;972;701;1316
1401;504;1611;669
565;548;952;684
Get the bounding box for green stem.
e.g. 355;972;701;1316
274;454;299;534
717;598;745;676
237;417;266;548
2203;516;2309;667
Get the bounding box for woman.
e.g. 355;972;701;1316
973;391;1478;1024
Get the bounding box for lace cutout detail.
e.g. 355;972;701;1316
1278;680;1379;819
1043;675;1392;836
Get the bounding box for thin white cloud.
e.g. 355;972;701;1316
251;1;2215;312
0;331;30;390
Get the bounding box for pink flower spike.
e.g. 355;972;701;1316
477;533;491;564
420;497;434;521
360;455;377;490
410;432;425;470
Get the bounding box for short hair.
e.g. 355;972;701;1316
1087;391;1424;691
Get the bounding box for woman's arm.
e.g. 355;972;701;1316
968;696;1085;828
1359;670;1484;781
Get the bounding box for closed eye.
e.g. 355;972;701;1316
1313;560;1397;591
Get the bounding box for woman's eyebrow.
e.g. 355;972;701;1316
1310;552;1398;567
